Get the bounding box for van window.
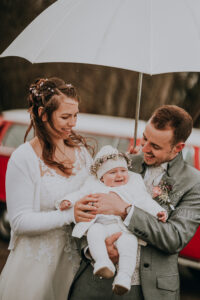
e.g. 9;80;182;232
117;138;130;153
2;124;33;149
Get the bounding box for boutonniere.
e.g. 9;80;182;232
152;180;175;210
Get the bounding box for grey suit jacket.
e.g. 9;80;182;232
128;152;200;300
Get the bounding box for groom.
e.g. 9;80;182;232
69;105;200;300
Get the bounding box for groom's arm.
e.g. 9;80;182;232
128;182;200;254
92;183;200;256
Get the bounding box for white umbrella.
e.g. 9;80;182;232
1;0;200;144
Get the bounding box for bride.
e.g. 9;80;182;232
0;77;96;300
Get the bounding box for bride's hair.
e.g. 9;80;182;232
25;77;93;176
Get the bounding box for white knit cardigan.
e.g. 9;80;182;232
6;142;75;250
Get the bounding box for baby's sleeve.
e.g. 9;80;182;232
108;186;134;205
128;172;167;216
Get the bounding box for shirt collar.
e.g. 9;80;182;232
161;162;168;171
146;162;168;171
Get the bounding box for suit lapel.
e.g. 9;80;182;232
130;152;186;212
160;152;185;211
129;153;146;177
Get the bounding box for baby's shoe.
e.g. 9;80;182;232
94;260;115;279
112;273;131;295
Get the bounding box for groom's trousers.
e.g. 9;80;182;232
68;261;144;300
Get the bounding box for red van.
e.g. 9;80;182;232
0;109;200;271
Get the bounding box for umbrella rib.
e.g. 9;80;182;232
94;0;124;61
183;0;200;45
33;0;82;62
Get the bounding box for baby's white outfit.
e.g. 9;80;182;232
56;171;166;293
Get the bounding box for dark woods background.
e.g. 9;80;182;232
0;0;200;127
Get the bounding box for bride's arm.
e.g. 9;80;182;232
55;176;98;222
6;145;97;235
6;158;76;235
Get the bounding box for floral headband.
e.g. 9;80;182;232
90;152;131;177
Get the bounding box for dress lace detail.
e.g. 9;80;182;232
38;147;90;177
21;229;67;266
63;225;81;274
38;148;90;210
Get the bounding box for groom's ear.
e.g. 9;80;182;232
174;142;185;153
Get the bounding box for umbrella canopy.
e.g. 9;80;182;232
1;0;200;75
1;0;200;146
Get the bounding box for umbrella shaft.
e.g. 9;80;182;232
134;72;143;147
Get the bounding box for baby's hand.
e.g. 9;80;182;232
59;200;72;211
152;186;162;198
157;211;167;223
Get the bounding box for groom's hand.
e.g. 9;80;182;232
89;192;129;219
105;232;121;264
74;195;97;223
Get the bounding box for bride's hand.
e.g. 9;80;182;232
74;195;98;223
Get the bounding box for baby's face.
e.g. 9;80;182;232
101;167;129;187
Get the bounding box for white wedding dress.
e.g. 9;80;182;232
0;148;91;300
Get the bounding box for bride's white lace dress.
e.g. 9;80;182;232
0;147;92;300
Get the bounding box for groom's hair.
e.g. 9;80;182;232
150;105;193;145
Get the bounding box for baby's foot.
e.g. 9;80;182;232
94;260;115;279
112;273;131;295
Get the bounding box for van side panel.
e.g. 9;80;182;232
180;227;200;261
194;146;200;170
0;155;9;202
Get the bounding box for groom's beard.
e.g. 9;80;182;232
143;150;177;167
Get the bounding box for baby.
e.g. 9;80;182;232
55;145;167;295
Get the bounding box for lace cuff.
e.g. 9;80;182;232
55;199;62;210
59;207;75;225
54;198;75;225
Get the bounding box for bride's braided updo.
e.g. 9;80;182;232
25;77;91;176
28;78;77;109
